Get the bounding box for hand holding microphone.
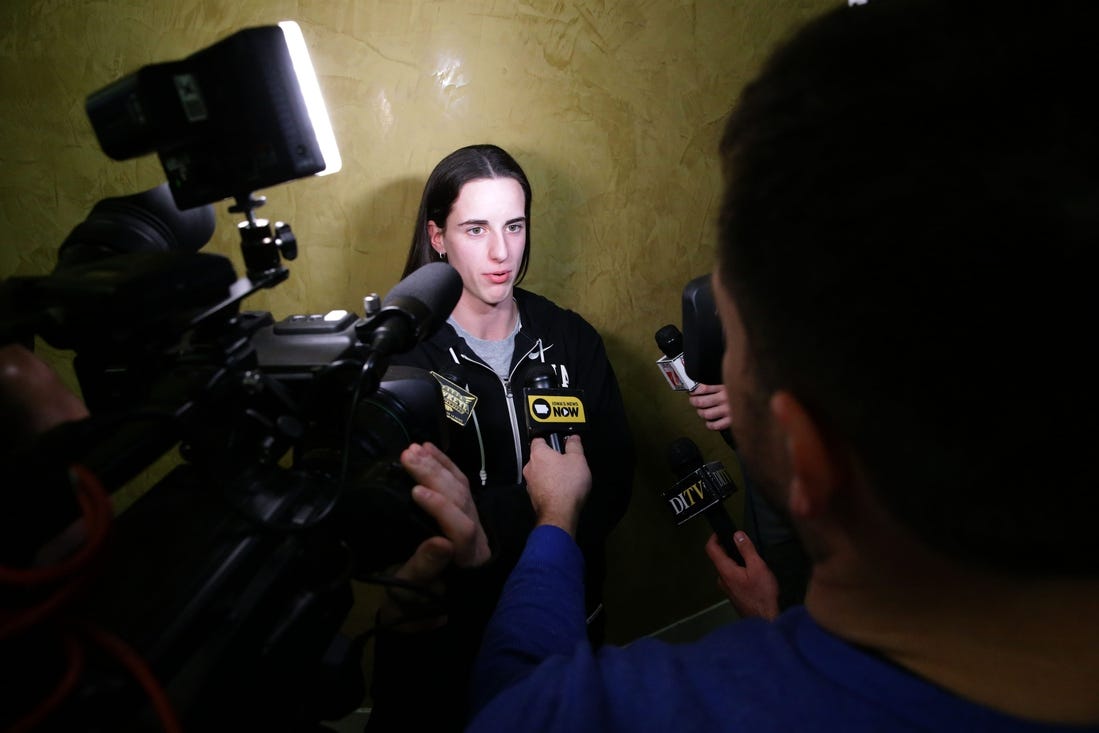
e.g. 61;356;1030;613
523;434;591;537
662;438;782;617
521;364;591;535
687;384;731;432
704;528;780;620
657;321;738;450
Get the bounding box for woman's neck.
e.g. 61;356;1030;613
450;295;519;341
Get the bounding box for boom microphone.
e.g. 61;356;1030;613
362;262;463;357
523;363;587;453
663;436;743;564
654;324;699;392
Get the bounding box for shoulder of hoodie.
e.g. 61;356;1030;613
514;287;602;344
397;288;605;366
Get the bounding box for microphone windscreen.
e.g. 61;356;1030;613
525;362;557;389
668;436;704;478
383;261;463;319
654;323;683;357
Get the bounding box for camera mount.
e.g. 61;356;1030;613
230;192;298;282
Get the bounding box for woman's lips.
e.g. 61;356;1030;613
487;271;510;284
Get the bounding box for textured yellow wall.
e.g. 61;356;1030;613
1;0;836;659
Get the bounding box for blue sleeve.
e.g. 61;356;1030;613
468;525;591;716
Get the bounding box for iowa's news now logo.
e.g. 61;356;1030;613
523;388;587;440
528;394;585;423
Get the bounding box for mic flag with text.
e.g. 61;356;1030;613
523;363;586;453
663;436;744;563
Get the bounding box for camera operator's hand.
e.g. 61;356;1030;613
687;383;731;432
1;345;93;566
401;442;490;569
705;530;780;620
0;344;88;452
523;435;591;538
379;442;490;630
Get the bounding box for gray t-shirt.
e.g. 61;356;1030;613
448;313;521;378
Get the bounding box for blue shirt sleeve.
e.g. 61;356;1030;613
469;524;590;716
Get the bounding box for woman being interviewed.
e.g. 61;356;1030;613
365;144;635;731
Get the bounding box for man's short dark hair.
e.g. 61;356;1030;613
718;0;1099;575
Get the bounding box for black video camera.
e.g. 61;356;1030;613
1;22;460;733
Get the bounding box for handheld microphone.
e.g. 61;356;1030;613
662;436;743;564
654;324;699;392
359;262;463;358
523;363;586;453
666;297;739;451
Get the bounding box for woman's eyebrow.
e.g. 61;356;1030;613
455;216;526;227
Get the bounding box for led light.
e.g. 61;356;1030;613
86;21;344;209
279;21;341;175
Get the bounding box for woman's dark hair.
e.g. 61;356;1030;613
401;144;533;281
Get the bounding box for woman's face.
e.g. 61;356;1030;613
429;176;527;312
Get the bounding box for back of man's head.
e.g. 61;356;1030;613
717;0;1098;576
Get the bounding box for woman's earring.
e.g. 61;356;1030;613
439;251;447;261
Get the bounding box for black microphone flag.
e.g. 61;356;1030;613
663;436;744;564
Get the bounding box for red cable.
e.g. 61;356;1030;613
0;464;113;586
7;631;85;733
78;620;183;733
0;465;113;639
4;465;181;731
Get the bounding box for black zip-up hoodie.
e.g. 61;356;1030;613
391;287;634;603
367;288;635;731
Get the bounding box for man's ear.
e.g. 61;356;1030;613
769;390;850;519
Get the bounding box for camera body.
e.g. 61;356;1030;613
1;21;455;731
3;240;452;730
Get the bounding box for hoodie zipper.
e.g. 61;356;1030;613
459;338;543;485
